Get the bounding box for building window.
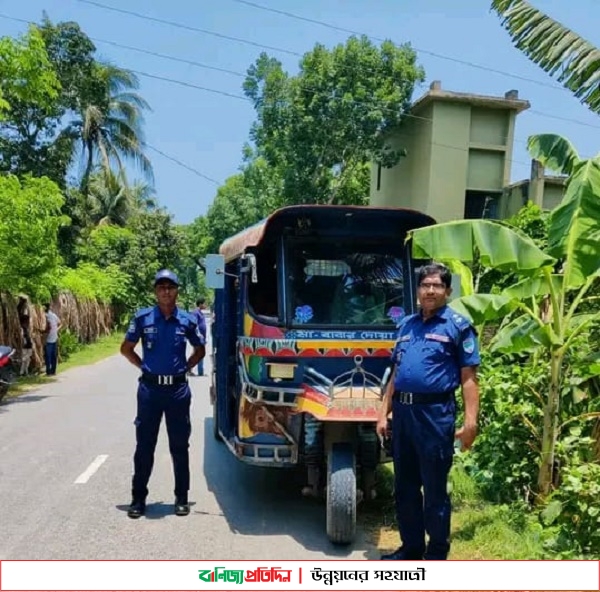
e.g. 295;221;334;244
464;190;500;219
376;164;382;191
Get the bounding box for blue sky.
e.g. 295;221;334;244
1;0;599;224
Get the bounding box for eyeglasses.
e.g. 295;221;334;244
419;282;446;291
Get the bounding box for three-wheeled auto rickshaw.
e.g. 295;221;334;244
205;205;436;545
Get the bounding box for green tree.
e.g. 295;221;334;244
0;175;68;298
491;0;600;114
409;134;600;498
78;224;136;268
68;63;153;193
244;35;424;205
0;25;60;119
120;209;187;305
0;20;96;186
87;169;135;226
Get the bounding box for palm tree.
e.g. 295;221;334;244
129;181;158;211
88;169;134;226
491;0;600;115
67;63;154;193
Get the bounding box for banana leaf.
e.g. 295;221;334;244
410;219;555;274
548;159;600;288
489;314;557;354
448;293;516;326
502;274;563;301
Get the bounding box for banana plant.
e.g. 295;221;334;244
408;134;600;497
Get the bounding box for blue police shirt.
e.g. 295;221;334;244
392;305;481;394
125;306;204;375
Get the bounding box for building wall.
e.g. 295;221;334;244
427;102;470;222
370;103;434;211
502;181;565;217
542;183;565;210
371;99;517;223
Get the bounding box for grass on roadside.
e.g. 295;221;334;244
10;331;123;395
360;459;547;559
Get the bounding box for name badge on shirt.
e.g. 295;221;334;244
143;327;157;334
425;333;451;343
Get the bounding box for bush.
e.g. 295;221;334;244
463;351;544;503
58;328;82;360
541;443;600;558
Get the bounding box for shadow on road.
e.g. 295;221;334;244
115;501;201;520
0;393;50;413
202;418;378;559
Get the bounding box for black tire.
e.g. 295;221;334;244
326;443;357;545
212;396;220;441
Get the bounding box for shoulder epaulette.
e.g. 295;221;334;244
134;306;154;319
446;308;472;331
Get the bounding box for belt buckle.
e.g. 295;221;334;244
401;392;413;405
158;374;174;386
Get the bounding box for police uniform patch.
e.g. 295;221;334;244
128;320;136;333
463;337;475;354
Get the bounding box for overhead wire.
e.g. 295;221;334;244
65;1;600;131
1;9;596;177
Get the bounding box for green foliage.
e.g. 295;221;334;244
70;63;153;193
0;25;60;119
410;134;600;496
0;19;96;186
205;171;275;253
491;0;600;115
58;328;83;360
542;459;600;557
56;263;131;305
463;352;544;503
0;175;68;298
78;224;136;268
477;202;550;293
119;209;187;306
244;35;424;206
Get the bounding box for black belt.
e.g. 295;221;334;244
140;372;187;387
393;390;453;405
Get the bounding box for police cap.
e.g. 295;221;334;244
154;269;179;286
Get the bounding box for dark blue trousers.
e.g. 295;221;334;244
44;342;58;375
132;381;192;500
392;397;455;560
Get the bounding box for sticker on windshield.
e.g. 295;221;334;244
387;306;405;326
294;305;313;324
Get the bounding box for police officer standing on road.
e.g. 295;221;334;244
377;262;480;560
120;269;206;519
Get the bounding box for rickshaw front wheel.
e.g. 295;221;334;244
212;395;220;441
326;442;357;545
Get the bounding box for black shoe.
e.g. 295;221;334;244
127;499;146;519
380;546;424;560
174;497;190;516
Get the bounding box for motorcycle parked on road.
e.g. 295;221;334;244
0;345;17;403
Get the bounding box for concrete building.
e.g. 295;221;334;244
370;81;532;222
501;159;566;218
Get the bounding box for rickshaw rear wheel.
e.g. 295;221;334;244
326;443;356;545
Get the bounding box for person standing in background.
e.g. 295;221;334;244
43;303;62;376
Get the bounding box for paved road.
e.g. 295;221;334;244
0;334;379;560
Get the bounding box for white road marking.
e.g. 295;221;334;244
74;455;109;484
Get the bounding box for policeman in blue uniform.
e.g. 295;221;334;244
120;269;205;519
377;263;480;560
